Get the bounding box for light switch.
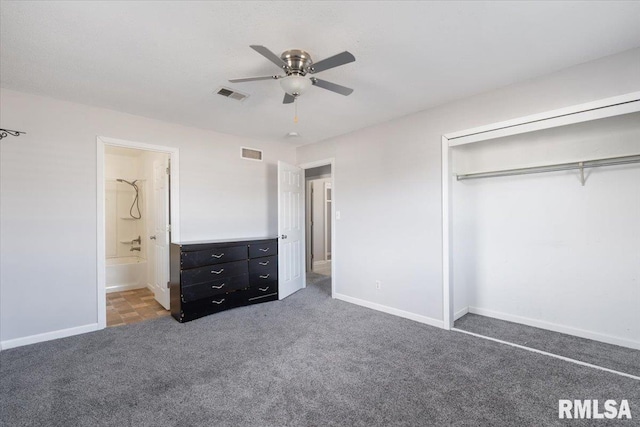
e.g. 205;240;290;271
336;211;341;220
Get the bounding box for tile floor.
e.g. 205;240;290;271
106;288;170;327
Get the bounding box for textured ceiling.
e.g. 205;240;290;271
1;1;639;146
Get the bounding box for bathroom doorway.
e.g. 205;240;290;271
97;137;180;329
303;162;333;296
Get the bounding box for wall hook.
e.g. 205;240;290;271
0;129;26;140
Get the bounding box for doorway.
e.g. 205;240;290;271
302;161;334;296
97;137;180;329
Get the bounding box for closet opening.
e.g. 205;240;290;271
442;93;640;378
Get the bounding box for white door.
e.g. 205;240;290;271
151;157;170;309
278;161;305;299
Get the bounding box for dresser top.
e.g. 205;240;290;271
172;236;278;250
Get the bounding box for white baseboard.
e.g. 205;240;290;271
454;307;469;321
106;283;147;293
312;260;330;268
334;293;444;329
469;307;640;351
0;323;100;351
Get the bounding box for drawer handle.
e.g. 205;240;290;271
259;287;269;292
211;269;224;275
259;274;270;279
259;261;269;265
211;284;225;289
211;253;224;258
211;299;225;305
259;248;270;252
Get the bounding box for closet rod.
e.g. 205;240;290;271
456;154;640;181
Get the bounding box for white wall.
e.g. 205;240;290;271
305;164;332;179
452;113;640;347
0;89;296;345
296;48;640;327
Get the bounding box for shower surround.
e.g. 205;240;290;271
105;147;148;292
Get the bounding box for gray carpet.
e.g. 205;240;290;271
1;276;639;426
306;270;331;291
455;313;640;378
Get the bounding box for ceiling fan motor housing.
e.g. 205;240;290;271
280;49;313;75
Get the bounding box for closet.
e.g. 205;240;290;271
445;96;640;351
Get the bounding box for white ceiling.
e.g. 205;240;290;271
1;1;639;146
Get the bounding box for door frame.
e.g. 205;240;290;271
299;158;336;298
441;91;640;330
96;136;180;329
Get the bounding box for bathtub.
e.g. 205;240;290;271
106;256;147;293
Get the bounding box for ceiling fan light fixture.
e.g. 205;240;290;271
279;75;311;96
229;46;355;104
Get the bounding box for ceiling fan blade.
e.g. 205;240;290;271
228;75;281;83
311;78;354;96
283;93;296;104
250;45;289;70
309;51;355;74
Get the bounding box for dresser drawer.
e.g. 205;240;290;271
244;284;278;305
179;292;242;322
248;241;277;259
249;263;278;286
249;255;277;273
181;274;249;302
249;255;277;285
181;260;247;286
181;245;247;269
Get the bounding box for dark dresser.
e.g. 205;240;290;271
170;237;278;322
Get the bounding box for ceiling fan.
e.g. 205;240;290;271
229;45;355;104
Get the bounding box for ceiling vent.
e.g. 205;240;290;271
241;147;263;161
216;87;248;102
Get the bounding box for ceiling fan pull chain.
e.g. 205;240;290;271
294;98;299;123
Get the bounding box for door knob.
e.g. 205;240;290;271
149;235;156;240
